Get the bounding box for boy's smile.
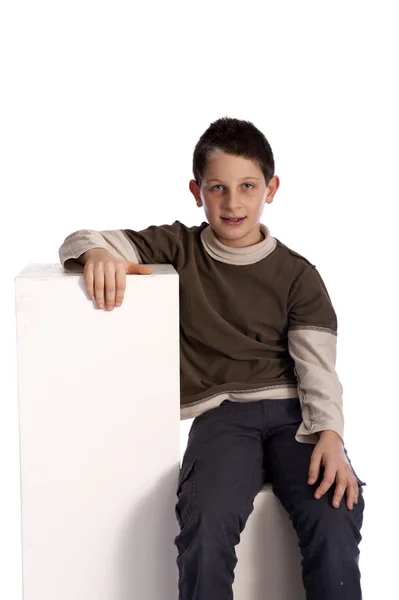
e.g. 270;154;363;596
189;150;279;248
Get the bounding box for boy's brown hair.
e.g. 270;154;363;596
192;117;275;187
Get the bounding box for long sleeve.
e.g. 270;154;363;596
287;265;344;445
59;229;141;272
58;221;182;272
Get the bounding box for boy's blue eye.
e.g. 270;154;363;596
212;183;254;191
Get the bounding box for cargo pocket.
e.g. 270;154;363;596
175;457;197;530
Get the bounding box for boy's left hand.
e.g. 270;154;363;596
307;430;359;510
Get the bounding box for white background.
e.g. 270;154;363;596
1;1;398;598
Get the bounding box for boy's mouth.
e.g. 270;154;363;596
221;216;246;226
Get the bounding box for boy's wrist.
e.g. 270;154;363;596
80;248;110;263
319;430;344;445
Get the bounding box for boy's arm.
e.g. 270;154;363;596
59;229;141;272
287;265;345;445
59;221;182;271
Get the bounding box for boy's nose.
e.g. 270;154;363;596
221;195;243;211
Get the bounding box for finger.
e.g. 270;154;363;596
308;450;322;484
93;263;105;309
84;263;95;300
138;265;154;274
115;264;126;306
351;470;360;504
126;262;153;275
104;262;116;310
332;478;347;508
315;468;336;499
346;479;359;510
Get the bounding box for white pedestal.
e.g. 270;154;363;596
15;264;180;600
233;484;306;600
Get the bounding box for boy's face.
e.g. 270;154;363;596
189;151;279;248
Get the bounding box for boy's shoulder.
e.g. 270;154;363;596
274;237;316;270
175;220;209;233
151;220;207;235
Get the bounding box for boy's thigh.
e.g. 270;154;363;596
177;403;265;526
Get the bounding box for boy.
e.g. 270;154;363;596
59;117;366;599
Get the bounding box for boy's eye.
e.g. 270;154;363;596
212;183;254;191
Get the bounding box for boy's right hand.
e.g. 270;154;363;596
82;248;154;310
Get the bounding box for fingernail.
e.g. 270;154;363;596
115;302;121;307
98;304;103;309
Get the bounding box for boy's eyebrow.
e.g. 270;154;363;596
207;176;260;182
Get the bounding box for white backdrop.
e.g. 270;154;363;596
1;2;398;598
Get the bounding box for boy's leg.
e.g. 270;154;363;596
265;398;366;600
174;400;265;600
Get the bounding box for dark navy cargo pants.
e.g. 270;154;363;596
174;398;366;600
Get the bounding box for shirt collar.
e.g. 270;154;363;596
200;222;277;265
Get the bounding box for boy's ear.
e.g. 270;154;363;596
266;175;280;202
189;179;202;206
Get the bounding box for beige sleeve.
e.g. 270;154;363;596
58;229;142;272
287;265;344;445
288;328;344;445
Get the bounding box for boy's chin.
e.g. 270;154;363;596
211;221;264;247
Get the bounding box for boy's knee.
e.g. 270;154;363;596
297;493;364;548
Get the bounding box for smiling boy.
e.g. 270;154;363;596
59;117;366;599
